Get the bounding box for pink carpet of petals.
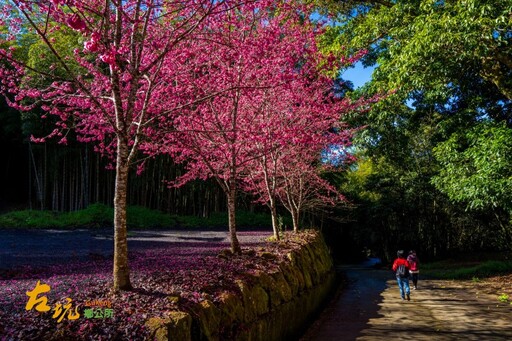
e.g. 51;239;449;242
0;231;313;340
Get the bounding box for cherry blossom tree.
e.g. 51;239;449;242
0;0;226;292
271;87;386;231
241;77;347;238
244;92;356;235
159;0;323;253
277;150;348;232
239;26;373;237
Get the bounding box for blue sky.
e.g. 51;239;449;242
342;61;375;89
308;12;375;89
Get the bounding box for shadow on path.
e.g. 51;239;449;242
301;261;389;340
0;228;263;270
301;261;512;341
357;278;512;341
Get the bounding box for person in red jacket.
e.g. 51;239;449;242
407;250;420;290
392;250;411;301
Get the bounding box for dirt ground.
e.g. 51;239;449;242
301;267;512;341
2;230;511;340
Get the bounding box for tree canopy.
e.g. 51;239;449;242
313;0;512;258
0;0;369;289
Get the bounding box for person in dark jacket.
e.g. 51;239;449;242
392;250;411;301
407;250;420;290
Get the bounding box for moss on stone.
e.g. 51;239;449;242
146;311;192;341
305;244;322;284
310;239;333;276
301;264;314;289
167;295;181;305
253;271;281;308
193;300;221;340
145;230;336;341
286;250;298;266
270;271;292;303
146;317;168;341
237;280;270;322
280;263;300;296
217;291;244;326
259;251;278;260
284;251;309;292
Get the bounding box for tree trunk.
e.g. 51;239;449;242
291;209;300;233
269;197;280;240
113;138;132;292
227;181;241;254
82;145;89;208
28;143;44;210
95;154;100;203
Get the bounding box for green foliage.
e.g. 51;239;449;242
0;205;283;229
175;211;289;229
319;0;512;100
9;24;86;139
0;203;175;229
316;0;512;259
432;122;512;213
60;203;113;227
126;206;177;229
422;260;512;280
339;158;381;202
335;109;459;260
498;293;510;303
0;210;60;228
25;28;84;86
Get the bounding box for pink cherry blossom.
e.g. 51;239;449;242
83;40;98;52
90;31;100;42
0;0;234;292
0;0;378;293
99;51;116;64
66;14;86;32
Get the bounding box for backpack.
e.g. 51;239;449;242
396;263;408;278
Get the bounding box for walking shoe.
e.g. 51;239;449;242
406;294;410;301
401;296;405;300
413;286;417;290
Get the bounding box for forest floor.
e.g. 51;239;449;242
0;228;286;340
2;228;511;340
302;265;512;340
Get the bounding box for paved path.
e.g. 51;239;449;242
0;228;260;269
3;230;511;340
302;265;512;341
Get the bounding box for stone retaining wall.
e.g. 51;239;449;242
146;231;336;341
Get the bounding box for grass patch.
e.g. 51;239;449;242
422;259;512;279
175;211;289;229
0;204;283;229
126;205;177;228
0;210;62;228
60;203;113;227
0;203;177;229
498;293;510;303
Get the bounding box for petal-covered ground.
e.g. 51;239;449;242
0;231;312;340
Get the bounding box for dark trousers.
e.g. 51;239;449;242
411;273;419;287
